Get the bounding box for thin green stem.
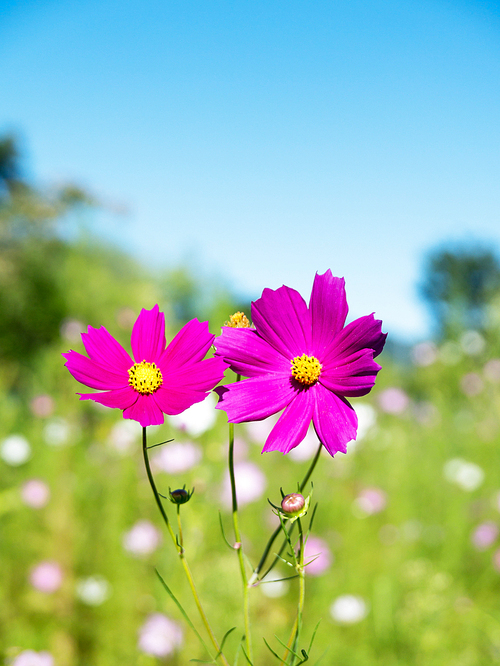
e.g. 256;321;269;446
248;442;323;585
177;505;183;551
142;428;230;666
283;518;305;666
228;388;253;663
141;427;177;545
298;442;323;493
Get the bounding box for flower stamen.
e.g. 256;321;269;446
128;360;163;394
291;354;322;386
224;311;251;328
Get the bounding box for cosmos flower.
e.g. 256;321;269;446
63;305;227;428
215;270;386;456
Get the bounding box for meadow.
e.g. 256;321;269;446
1;229;500;666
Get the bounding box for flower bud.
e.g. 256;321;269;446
281;493;306;517
168;487;194;505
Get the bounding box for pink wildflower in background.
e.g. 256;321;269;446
471;522;498;550
21;479;50;509
152;441;202;474
29;395;54;418
303;536;333;576
354;487;387;516
138;613;183;657
460;373;484;397
29;561;63;594
377;387;409;415
221;462;267;508
123;520;162;557
11;650;54;666
215;270;386;456
63;305;227;427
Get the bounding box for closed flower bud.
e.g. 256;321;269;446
281;493;306;516
268;489;311;523
168;487;194;505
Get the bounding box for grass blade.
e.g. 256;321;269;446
155;569;213;659
219;512;235;550
263;638;288;664
272;634;302;659
307;620;321;654
240;643;254;665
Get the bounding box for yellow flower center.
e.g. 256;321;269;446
128;360;163;394
291;354;322;386
224;311;251;328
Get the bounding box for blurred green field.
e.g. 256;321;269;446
2;140;500;665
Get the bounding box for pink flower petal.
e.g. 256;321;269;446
160;319;215;370
262;389;314;454
62;351;128;390
329;314;387;361
161;356;227;391
312;385;357;455
215;328;289;377
79;386;138;410
310;271;348;356
251;285;311;358
216;374;297;423
131;305;166;362
81;326;133;373
321;349;382;397
154;357;225;415
123;394;165;427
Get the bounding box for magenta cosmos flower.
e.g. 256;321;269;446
63;305;227;427
215;270;386;456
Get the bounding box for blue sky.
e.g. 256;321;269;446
1;0;500;340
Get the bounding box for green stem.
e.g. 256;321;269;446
228;401;253;663
142;428;229;666
141;427;177;545
177;505;183;551
248;442;323;585
284;519;305;666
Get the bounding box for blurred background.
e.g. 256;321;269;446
1;0;500;664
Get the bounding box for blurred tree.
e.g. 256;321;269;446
420;243;500;338
0;135;92;365
0;134;22;192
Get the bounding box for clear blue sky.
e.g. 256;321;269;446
2;0;500;340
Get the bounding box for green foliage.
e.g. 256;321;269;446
2;316;500;665
421;243;500;338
